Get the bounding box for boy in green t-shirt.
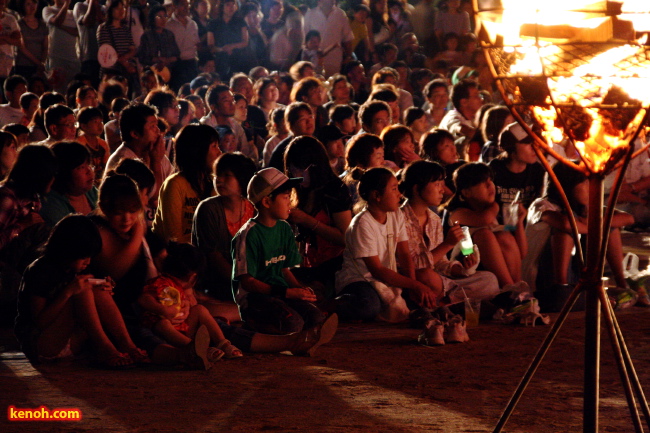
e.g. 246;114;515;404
232;167;326;334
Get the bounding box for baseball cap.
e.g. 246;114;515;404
499;122;534;152
247;167;303;204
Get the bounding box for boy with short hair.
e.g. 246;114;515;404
232;167;325;335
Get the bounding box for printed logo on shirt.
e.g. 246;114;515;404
265;255;286;267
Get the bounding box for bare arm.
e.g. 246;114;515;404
49;1;79;36
449;201;500;227
0;30;22;47
238;272;316;301
31;274;92;329
95;218;145;281
288;208;351;246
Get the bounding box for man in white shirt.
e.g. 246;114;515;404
439;79;484;142
200;84;258;161
165;0;199;91
0;75;27;127
303;0;354;78
43;0;80;92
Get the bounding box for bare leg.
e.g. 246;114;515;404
495;231;522;282
152;319;192;347
37;287;124;362
415;268;444;300
550;230;574;285
185;304;227;344
606;228;627;288
472;228;514;287
92;288;140;353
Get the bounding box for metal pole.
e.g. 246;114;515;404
584;175;604;433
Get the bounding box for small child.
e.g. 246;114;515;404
350;4;371;62
301;30;325;75
104;97;130;153
77;107;110;184
139;242;243;369
262;107;288;167
216;125;238;153
232;167;325;334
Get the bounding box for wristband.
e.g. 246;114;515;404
270;284;288;298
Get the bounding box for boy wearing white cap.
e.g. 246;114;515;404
231;168;326;334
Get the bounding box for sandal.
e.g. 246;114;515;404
216;339;243;359
207;347;224;363
127;348;151;365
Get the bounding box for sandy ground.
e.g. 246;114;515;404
2;307;650;433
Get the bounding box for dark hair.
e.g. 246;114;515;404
4;145;57;197
148;5;167;28
162;242;206;278
398;160;445;199
2;123;28;139
291;77;322;103
110;97;130;116
359;100;390;128
285;101;312;127
119;103;158;141
230;73;252;93
113;158;155;192
44;214;102;263
284;136;336;186
252;77;276;106
106;0;126;23
381;124;414;165
423;78;448;99
369;83;398;103
420;128;455;162
344;133;383;173
145;89;177;115
77;106;103;125
206;84;231;110
481;106;511;143
19;92;38;111
267;107;286;135
98;173;143;215
240;1;260;18
447;162;492;209
329;104;355;124
174;124;219;199
404;107;425;127
75;85;96;104
358;167;395;203
0;131;16;178
547;161;587;217
326;74;353;102
44;104;74;130
451;78;479;111
233;92;247;105
4;75;26;95
289;61;315;82
305;29;321;43
213;152;256;196
99;81;127;107
371;67;399;87
51;141;91;194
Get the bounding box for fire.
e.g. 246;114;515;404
476;0;650;173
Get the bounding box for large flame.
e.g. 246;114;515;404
477;0;650;173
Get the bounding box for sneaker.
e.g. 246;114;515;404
608;287;638;311
502;298;551;326
444;315;470;343
418;319;445;346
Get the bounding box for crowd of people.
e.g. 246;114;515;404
0;0;648;370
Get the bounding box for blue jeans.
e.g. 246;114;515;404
335;281;382;322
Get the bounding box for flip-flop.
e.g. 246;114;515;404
127;348;151;365
292;313;339;357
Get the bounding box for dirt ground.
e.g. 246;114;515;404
2;307;650;433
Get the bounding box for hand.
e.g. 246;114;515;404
149;133;165;164
395;146;420;164
223;45;234;55
17;212;44;231
66;274;93;296
288;208;311;226
285;287;317;302
410;283;438;309
462;252;478;269
163;305;181;321
444;223;464;247
517;203;527;224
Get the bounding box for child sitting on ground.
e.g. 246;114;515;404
76;107;110;184
232;167;326;335
139;242;243;369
